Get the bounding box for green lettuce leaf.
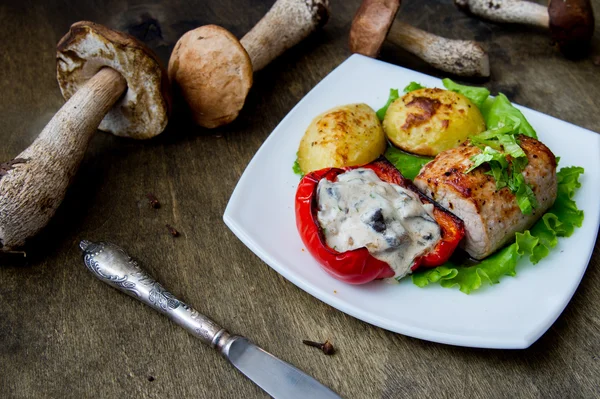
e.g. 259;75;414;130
479;96;495;118
376;88;400;120
412;266;457;287
403;82;425;93
483;93;537;138
384;146;433;180
549;166;585;236
411;167;584;293
414;244;519;294
442;78;490;109
293;153;303;177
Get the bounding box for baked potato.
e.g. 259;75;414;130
298;103;387;174
383;88;486;156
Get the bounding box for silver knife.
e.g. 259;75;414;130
79;240;341;399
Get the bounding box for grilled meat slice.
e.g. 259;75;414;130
413;136;557;259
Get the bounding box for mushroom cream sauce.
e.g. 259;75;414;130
317;168;441;280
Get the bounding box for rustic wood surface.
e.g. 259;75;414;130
1;0;599;398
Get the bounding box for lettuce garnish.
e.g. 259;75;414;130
293;152;304;177
411;167;585;294
403;81;425;93
376;88;399;120
483;93;537;138
442;78;490;109
384;146;432;180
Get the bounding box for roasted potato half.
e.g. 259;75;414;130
383;88;486;156
298;103;387;174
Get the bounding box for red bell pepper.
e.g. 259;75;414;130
295;157;465;284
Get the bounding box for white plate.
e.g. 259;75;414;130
223;54;600;349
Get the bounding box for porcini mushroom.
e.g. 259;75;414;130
0;21;170;250
349;0;490;77
168;0;329;128
455;0;595;57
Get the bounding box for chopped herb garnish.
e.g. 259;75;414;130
465;124;537;215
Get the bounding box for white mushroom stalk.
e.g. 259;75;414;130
0;68;126;250
0;21;170;250
388;22;490;78
455;0;595;57
349;0;490;77
454;0;549;27
240;0;329;72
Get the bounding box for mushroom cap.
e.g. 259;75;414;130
56;21;171;140
548;0;595;57
349;0;401;57
168;25;253;129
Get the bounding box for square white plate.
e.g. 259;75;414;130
223;54;600;349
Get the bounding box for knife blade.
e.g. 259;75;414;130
225;337;340;398
79;240;341;399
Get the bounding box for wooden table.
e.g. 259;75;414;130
1;1;599;397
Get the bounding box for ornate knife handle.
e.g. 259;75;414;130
80;240;231;349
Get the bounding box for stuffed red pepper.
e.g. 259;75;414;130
295;157;465;284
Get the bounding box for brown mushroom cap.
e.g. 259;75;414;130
349;0;401;57
168;25;253;129
548;0;595;57
56;21;171;140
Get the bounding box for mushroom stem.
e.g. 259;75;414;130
454;0;549;28
0;67;126;250
387;22;490;77
240;0;329;72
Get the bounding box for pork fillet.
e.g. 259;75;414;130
413;136;557;259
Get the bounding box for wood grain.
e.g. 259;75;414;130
1;0;599;398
